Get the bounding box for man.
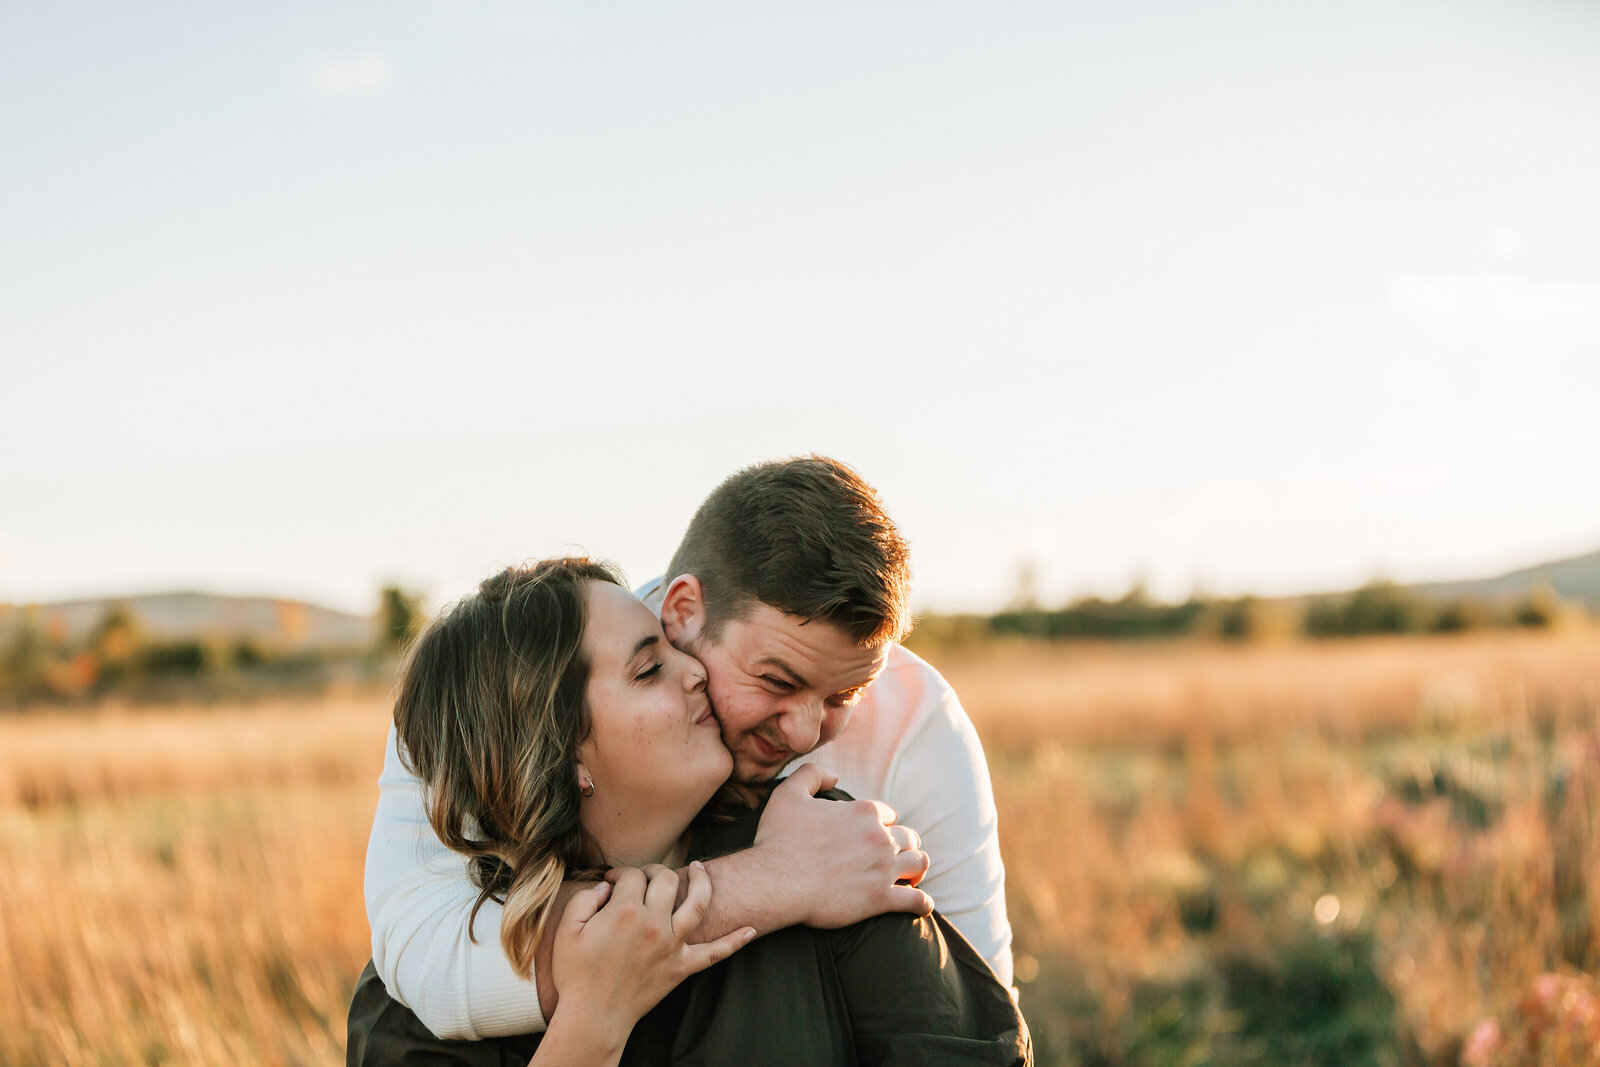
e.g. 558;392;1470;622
362;456;1012;1040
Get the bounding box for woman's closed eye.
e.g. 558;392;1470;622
635;662;663;683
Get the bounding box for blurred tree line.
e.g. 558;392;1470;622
909;579;1584;654
0;585;425;709
1;577;1584;706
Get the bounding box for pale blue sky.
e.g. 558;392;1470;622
4;1;1598;614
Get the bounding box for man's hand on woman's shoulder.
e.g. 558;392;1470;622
749;763;934;928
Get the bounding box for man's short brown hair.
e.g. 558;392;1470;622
666;456;912;648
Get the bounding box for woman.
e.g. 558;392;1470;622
347;558;1029;1066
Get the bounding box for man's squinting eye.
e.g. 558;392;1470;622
762;676;795;692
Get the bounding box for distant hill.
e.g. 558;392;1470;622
1405;548;1600;609
0;592;375;650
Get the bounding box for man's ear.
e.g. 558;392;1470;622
659;574;707;647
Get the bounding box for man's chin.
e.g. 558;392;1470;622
731;750;789;784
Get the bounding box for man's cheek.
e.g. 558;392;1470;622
716;689;776;736
714;704;758;750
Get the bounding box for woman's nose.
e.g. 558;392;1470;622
685;667;707;693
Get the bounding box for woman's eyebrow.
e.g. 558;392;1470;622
630;634;659;660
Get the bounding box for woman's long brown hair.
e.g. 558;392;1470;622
393;557;618;978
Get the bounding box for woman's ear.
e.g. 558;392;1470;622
659;574;707;647
574;758;595;799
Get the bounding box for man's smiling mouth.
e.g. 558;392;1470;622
749;733;790;763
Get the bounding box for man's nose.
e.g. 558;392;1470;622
779;698;825;754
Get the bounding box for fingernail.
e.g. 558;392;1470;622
691;860;705;872
742;928;756;942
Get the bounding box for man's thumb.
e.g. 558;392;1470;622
783;762;840;797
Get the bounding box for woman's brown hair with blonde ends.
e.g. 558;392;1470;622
392;557;622;978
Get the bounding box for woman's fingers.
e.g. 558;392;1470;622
560;880;612;929
642;864;680;914
576;861;754;992
681;925;757;975
671;860;713;940
674;864;755;973
609;866;648;904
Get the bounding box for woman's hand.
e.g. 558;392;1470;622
538;862;756;1064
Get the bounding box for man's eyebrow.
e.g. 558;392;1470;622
757;657;808;690
842;663;889;697
838;672;878;698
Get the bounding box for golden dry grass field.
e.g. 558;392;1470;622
3;629;1599;1065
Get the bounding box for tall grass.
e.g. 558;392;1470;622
955;631;1600;1065
0;698;385;1065
2;631;1598;1064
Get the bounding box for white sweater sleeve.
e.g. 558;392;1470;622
363;723;547;1039
882;683;1015;987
